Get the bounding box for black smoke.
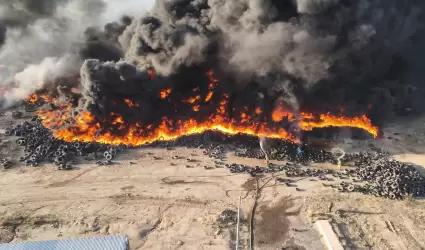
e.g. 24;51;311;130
89;1;425;115
15;0;425;139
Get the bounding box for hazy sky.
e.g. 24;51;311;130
102;0;155;23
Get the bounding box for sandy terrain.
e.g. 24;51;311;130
0;112;424;249
0;147;326;249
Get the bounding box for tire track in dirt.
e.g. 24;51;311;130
1;194;227;209
47;167;97;188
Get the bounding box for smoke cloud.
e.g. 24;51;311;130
5;0;425;128
0;0;153;106
114;0;425;122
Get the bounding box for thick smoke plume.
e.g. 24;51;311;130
7;0;425;140
87;0;425;121
0;0;149;105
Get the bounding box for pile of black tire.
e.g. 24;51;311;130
5;119;425;200
5;117;125;169
352;152;425;199
170;134;425;200
1;158;13;169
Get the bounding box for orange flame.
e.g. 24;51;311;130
184;95;201;104
160;88;172;99
37;105;378;146
204;70;217;102
205;91;214;102
272;106;294;122
26;94;39;104
36;96;378;146
147;69;156;80
124;99;140;108
25;93;55;104
37;107;295;146
206;70;218;83
299;113;378;137
30;69;379;146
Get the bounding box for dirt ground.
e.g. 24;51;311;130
0;112;424;249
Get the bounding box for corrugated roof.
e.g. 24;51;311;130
0;235;128;250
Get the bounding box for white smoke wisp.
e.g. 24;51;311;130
331;147;346;169
0;0;154;107
0;0;103;106
9;55;81;104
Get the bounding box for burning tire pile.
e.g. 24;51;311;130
4;0;421;200
3;115;425;200
5;117;125;170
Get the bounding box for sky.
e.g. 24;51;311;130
102;0;155;24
